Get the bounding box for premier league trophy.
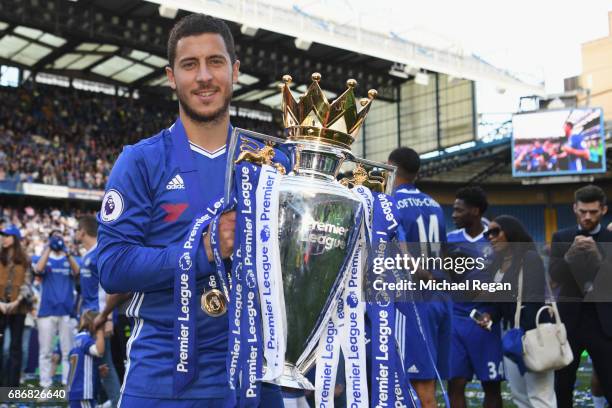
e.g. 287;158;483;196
223;72;396;393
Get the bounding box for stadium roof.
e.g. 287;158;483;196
148;0;545;95
0;0;397;102
0;0;544;107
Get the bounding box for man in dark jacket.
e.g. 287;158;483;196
550;184;612;407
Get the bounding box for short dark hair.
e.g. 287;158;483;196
79;215;98;238
388;147;420;179
564;121;574;129
456;185;488;214
575;184;607;206
167;14;236;67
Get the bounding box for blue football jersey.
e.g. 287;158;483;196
68;331;100;401
97;120;288;399
33;254;75;317
568;134;586;171
79;244;106;314
393;184;450;378
446;228;493;317
394;184;447;257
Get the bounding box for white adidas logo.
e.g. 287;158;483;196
407;365;419;374
166;174;185;190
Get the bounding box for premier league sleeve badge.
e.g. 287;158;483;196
100;189;124;223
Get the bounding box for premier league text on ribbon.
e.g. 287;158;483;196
345;245;366;406
374;309;392;404
177;214;211;374
258;167;278;351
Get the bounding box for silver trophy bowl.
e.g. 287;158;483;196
225;129;394;389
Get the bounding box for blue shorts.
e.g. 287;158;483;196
450;314;504;382
395;301;451;380
118;383;285;408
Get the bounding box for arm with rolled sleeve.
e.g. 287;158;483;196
97;145;213;294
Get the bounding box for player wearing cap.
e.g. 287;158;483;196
33;229;80;389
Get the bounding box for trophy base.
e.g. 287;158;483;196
265;362;314;390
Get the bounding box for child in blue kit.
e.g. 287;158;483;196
67;310;104;408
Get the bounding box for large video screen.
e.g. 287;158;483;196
512;108;606;177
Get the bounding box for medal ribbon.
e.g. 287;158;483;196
169;119;227;396
209;213;231;299
172;213;212;396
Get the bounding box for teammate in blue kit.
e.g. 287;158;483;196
68;310;105;408
388;147;449;408
33;230;80;389
97;14;284;407
75;215;120;407
559;121;589;171
447;186;503;408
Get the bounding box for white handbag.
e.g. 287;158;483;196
514;267;574;372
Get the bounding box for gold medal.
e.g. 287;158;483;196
201;289;227;317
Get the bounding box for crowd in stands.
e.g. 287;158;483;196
0;83;281;190
0;206;94;258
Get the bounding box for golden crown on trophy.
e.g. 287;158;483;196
280;72;377;148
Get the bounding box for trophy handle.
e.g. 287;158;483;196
224;127;287;205
338;157;396;194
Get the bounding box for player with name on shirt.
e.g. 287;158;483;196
388;147;449;408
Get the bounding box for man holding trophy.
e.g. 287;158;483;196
97;14;285;407
99;12;417;408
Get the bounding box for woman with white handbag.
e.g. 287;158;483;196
477;215;560;408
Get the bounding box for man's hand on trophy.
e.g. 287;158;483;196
204;211;236;261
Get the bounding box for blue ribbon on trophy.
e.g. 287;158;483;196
254;165;286;381
234;161;264;407
220;158;288;407
368;191;398;408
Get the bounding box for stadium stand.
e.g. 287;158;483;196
0;83;281;192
